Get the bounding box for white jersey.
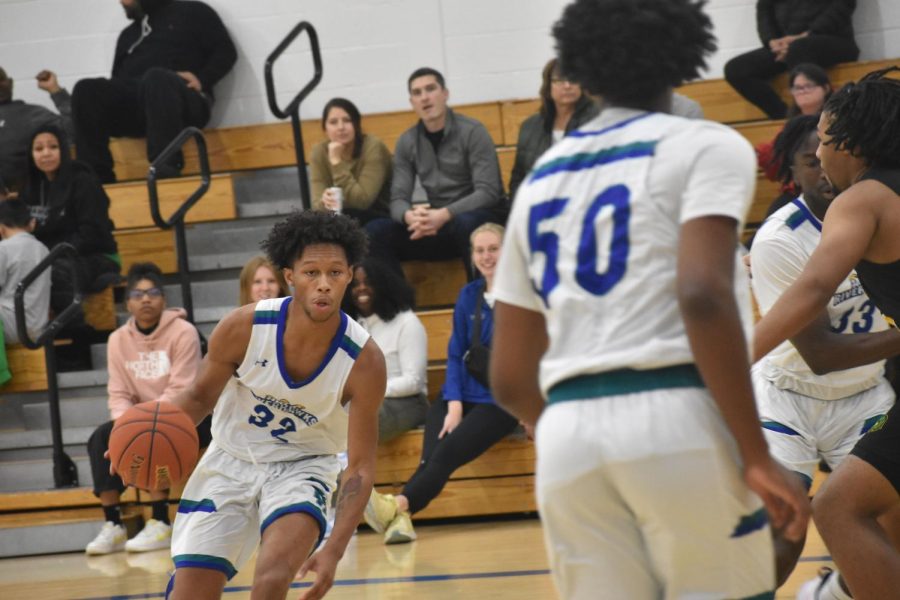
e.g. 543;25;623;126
494;108;756;396
211;297;370;463
752;197;887;399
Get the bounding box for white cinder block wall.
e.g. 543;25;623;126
2;0;898;129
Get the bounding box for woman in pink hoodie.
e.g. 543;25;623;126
84;262;210;556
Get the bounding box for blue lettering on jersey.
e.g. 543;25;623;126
248;388;319;427
528;185;632;305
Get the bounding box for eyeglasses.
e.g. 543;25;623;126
790;84;822;94
127;287;163;300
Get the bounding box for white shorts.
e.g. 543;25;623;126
170;441;340;579
752;370;895;485
535;388;774;600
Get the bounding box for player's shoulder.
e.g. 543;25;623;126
756;199;818;242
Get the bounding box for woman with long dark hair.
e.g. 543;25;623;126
309;97;392;224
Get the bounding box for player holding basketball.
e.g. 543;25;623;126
165;211;385;600
753;69;900;600
490;0;809;597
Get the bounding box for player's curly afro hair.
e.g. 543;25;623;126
822;67;900;169
552;0;716;107
771;114;820;186
261;210;368;270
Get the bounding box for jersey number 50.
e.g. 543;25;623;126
528;184;631;305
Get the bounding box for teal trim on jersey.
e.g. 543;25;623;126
172;553;237;580
547;364;702;404
788;198;822;232
177;498;217;514
261;501;327;550
730;507;769;538
861;413;889;435
340;334;362;359
739;592;775;600
761;420;801;436
276;299;348;389
253;309;280;325
306;475;332;492
529;140;658;184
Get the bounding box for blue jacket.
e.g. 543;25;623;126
441;279;494;404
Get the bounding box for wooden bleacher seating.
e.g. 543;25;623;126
4;344;52;393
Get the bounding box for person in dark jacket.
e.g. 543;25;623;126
71;0;237;183
20;124;120;318
508;58;599;202
724;0;858;119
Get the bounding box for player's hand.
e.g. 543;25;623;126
36;70;61;94
438;400;463;438
520;421;535;440
177;71;202;92
295;547;339;600
743;457;810;542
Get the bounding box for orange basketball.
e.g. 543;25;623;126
109;401;199;491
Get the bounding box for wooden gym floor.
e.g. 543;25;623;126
0;514;831;599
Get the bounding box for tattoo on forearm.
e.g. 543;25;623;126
334;474;362;519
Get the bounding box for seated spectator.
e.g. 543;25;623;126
755;63;832;218
0;66;73;192
19;125;120;321
365;68;504;277
363;223;518;544
85;262;210;555
72;0;237;183
238;255;288;305
723;0;857;119
310;98;392;224
344;257;428;444
508;58;599;201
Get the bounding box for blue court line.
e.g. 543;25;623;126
75;568;552;600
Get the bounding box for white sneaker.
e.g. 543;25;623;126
125;519;172;553
85;521;127;555
797;567;842;600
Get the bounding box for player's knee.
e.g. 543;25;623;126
252;562;295;596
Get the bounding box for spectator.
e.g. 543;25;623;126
0;199;50;387
723;0;857;119
508;58;599;201
310;98;392;224
363;223;518;544
0;66;73;192
365;68;504;276
71;0;237;183
755;64;833;219
84;262;210;555
344;257;428;444
19;125;120;320
238;255;288;305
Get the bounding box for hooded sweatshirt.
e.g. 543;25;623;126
106;307;201;420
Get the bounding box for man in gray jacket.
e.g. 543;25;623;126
0;67;73;192
365;67;504;276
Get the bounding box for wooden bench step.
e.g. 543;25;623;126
0;487;137;513
402;260;467;309
376;475;536;520
106;173;236;230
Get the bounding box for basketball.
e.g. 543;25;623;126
108;401;199;491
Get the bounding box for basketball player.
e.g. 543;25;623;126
164;211;386;600
753;69;900;600
749;115;900;591
490;1;809;597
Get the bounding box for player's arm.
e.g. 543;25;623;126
678;215;808;541
171;304;254;424
297;339;386;600
491;301;548;426
753;185;879;361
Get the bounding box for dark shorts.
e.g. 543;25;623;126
851;403;900;494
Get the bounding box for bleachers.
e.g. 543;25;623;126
3;57;897;551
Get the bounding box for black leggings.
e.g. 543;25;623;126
402;397;518;514
723;35;859;119
88;414;212;496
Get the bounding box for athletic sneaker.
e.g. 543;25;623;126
125;519;172;552
383;512;416;545
797;567;847;600
364;490;398;534
85;521;127;555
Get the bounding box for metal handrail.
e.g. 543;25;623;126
147;127;211;324
264;21;323;210
14;242;82;488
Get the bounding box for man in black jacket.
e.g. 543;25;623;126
724;0;858;119
72;0;236;183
